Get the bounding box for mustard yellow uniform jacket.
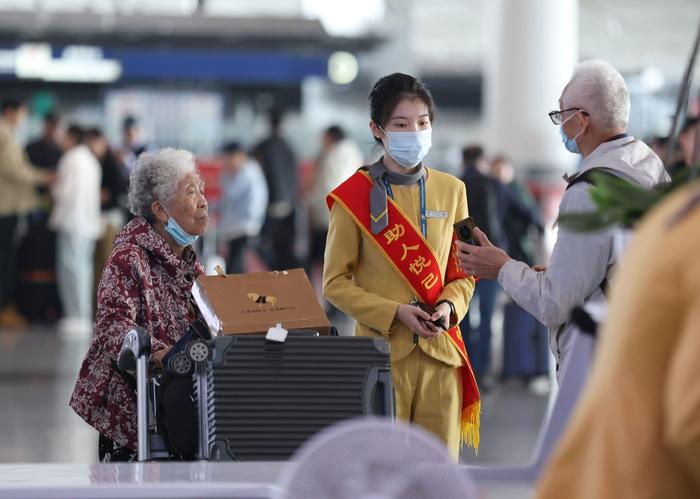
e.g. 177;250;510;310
322;168;475;366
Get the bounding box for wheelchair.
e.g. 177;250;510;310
117;318;213;461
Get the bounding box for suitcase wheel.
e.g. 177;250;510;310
185;340;210;363
168;352;193;376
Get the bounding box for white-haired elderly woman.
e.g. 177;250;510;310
455;59;670;378
70;147;208;462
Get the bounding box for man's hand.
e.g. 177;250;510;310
395;304;443;339
455;227;511;280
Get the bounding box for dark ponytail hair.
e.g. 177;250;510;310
368;73;435;144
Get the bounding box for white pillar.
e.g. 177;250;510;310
484;0;578;171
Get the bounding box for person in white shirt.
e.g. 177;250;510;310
307;125;364;269
49;125;102;335
218;142;268;274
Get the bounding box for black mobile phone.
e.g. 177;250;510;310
453;216;479;246
411;300;447;331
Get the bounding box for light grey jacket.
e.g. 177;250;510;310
497;136;670;377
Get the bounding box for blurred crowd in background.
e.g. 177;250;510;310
2;92;696;385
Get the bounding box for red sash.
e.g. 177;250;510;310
327;171;480;451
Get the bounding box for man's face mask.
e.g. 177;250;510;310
379;125;432;168
559;110;585;155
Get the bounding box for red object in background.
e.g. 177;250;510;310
527;179;566;224
297;158;315;197
197;157;223;204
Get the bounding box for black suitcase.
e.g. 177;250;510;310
15;221;62;322
194;335;394;461
502;301;549;381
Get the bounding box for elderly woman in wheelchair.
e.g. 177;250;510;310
69;147;209;462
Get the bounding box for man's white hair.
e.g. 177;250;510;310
563;60;630;132
128;147;197;222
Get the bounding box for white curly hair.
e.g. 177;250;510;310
127;147;197;222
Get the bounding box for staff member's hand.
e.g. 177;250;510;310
429;301;452;330
395;304;443;339
455;227;511;280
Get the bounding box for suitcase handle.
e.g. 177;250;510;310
363;367;395;418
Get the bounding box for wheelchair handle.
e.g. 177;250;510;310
118;327;152;371
117;327;152;461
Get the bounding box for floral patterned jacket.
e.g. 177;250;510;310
69;217;203;449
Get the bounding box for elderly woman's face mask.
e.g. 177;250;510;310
164;213;199;247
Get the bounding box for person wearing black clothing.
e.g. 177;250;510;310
85;128;129;311
253;109;299;270
26;112;62;213
458;145;502;379
20;112;63;318
459;148;543;381
26;112;62;172
490;155;544;265
86;128;128;214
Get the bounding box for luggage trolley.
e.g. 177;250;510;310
117;324;395;462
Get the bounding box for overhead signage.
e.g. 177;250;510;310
11;43;122;82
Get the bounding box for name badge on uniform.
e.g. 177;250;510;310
426;210;448;219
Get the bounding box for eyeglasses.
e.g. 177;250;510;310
548;108;588;125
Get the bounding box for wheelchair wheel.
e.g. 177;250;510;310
185;340;210;363
168;352;193;376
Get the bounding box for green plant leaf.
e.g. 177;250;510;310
557;211;617;232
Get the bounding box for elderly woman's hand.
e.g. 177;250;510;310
151;347;171;370
455;227;512;280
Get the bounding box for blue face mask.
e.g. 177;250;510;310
379;126;432;168
559;127;581;154
559;111;584;155
164;212;199;247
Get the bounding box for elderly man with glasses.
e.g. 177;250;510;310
456;60;670;379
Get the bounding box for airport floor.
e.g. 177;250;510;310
0;322;550;466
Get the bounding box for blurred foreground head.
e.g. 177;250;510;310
277;417;479;499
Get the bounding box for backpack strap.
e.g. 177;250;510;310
553;168;620;358
565;167;623;191
565;167;625;297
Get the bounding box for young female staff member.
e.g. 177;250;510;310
322;73;480;458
